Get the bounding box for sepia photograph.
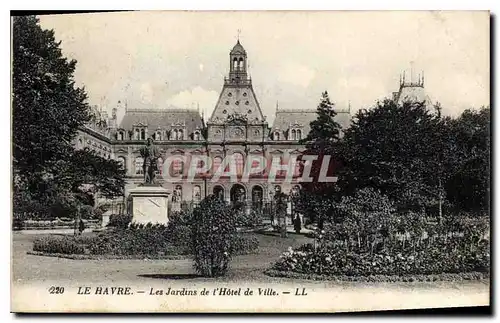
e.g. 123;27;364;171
10;10;490;313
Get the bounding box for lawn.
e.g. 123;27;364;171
12;230;313;284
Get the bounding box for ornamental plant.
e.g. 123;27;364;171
190;195;237;277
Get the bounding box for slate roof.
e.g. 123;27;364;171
118;108;204;134
395;84;433;106
271;108;351;136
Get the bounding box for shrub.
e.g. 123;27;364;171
33;236;85;254
234;208;263;228
107;214;132;229
191;195;237;277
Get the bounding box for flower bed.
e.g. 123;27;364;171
31;224;259;259
264;269;489;282
270;237;489;278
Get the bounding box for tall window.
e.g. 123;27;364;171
296;129;302;141
157;157;163;176
291;129;296;141
135;129;140;140
274;131;280;140
193;131;200;141
174;185;183;202
178;129;184;140
140;129;146;140
193;185;201;201
156;131;162;140
251;158;263;176
294;158;301;177
277;156;287;177
233;152;245;176
117;156;126;172
171;158;184;176
213;156;223;174
135;157;144;175
118;131;124;141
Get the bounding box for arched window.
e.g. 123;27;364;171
156;131;162;140
193;131;200;141
213;156;223;174
135;157;144;175
135;129;140;140
178;129;184;140
233;57;238;70
140;129;146;140
238;57;244;70
233;152;245;176
193;185;201;201
118;131;124;141
296;129;302;141
291;129;296;141
117;156;126;171
172;129;178;140
274;131;280;141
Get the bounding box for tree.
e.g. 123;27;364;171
446;107;490;212
298;91;343;224
13;16;91;189
12;16;125;218
337;99;446;213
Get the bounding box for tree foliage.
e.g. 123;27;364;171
297;91;343;222
13;16;91;184
12;16;125;218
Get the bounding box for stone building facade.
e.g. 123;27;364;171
74;41;353;211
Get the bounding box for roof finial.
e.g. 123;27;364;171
276;101;279;111
237;29;241;42
410;60;415;84
422;70;425;86
402;71;406;85
348;100;351;111
399;73;402;86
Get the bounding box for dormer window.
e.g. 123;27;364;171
289;128;302;141
274;131;280;141
171;129;184;140
118;130;125;141
154;130;162;141
193;131;201;141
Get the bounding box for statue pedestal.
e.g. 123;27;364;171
128;185;170;225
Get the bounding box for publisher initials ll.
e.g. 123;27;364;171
295;288;307;296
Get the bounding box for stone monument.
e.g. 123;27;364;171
127;138;170;225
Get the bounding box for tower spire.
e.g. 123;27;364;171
422;70;425;86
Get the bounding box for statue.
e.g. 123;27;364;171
139;137;160;184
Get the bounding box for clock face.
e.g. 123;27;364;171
231;127;244;138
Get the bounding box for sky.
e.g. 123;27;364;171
39;11;490;124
